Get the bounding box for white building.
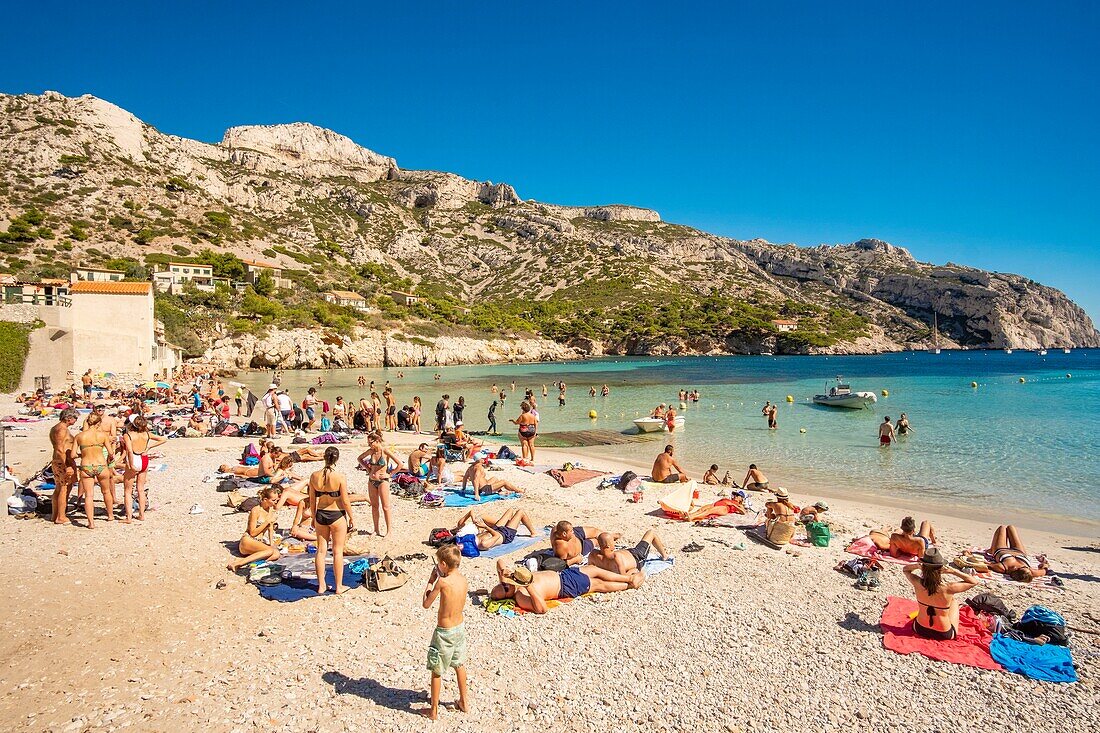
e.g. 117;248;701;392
153;262;216;293
71;266;126;283
241;259;293;290
324;290;369;311
389;290;419;306
772;319;799;333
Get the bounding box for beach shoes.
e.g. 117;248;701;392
867;569;881;590
189;504;204;515
681;542;705;553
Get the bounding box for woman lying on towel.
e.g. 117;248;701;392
984;525;1050;582
902;547;979;640
227;487;282;572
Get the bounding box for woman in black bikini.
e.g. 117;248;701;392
902;547;979;640
309;447;354;595
357;432;401;537
985;525;1050;582
511;401;538;463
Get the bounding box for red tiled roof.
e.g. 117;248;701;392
70;281;152;295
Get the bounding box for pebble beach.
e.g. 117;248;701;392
0;419;1097;733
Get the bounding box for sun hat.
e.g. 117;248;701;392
502;566;534;587
921;547;947;567
268;383;277;389
774;487;789;499
814;501;829;511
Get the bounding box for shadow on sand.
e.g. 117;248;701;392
322;671;424;713
837;611;880;634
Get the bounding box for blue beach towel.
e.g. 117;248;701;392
989;634;1077;683
481;531;549;559
256;560;363;602
442;490;520;508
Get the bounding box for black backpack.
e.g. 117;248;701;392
965;593;1017;622
427;528;455;547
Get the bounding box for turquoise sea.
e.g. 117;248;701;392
240;350;1100;530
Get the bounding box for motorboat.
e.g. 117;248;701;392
1005;348;1013;354
1063;348;1071;354
633;415;686;433
1038;349;1048;356
813;377;877;409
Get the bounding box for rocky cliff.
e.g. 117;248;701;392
1;90;1096;359
204;329;576;370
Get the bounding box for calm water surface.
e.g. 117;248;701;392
240;350;1100;526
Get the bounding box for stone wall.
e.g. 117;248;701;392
0;303;41;324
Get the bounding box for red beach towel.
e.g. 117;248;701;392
846;536;919;565
880;596;1003;671
546;468;608;488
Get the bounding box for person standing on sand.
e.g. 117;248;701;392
511;401;538;463
49;408;79;525
310;447;354;594
74;412;116;528
121;415;166;523
879;416;896;446
303;387;319;432
262;384;278;438
81;370;93;398
652;444;689;483
412;395;423;434
435;394;449;432
358;433;401;536
421;544;469;720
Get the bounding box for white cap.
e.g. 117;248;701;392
268;383;277;389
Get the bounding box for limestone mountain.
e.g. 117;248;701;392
1;90;1096;363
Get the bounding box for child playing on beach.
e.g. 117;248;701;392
422;544;469;720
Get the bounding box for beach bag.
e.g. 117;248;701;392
765;520;795;546
367;556;409;592
522;549;566;572
428;528;455;546
456;533;480;558
219;422;241;437
241;442;260;464
966;593;1016;622
237;496;261;513
1013;605;1069;646
496;445;517;460
225;491;246;509
804;520;832;547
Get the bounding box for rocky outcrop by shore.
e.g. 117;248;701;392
203;328;578;370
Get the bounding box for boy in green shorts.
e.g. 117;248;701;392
422;544;469;720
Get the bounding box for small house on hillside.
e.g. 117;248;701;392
154;262;215;293
72;266;125;283
324;290;369;311
241;259;293;290
390;290;419;306
772;319;799;333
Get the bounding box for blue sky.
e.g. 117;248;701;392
2;2;1098;317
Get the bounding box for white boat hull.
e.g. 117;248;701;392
812;392;877;409
633;416;685;433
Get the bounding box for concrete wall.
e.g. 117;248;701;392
68;291;155;379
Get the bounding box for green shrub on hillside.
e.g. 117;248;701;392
0;321;32;391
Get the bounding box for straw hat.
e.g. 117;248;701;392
502;566;534;586
773;487;789;499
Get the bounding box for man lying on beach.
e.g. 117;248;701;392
453;508;537;551
652;444;689;483
219;442;275;481
587;530;668;574
551;520;619;566
984;524;1050;582
461;461;525;502
489;559;643;614
869;516;937;558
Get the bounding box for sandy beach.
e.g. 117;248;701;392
0;415;1097;733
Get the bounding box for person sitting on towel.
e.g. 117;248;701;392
551;520;619;566
587;530;668;574
869;516;937;558
489;559;642;614
983;525;1050;582
902;547;979;640
652;444;689;483
453;508;537;551
461;461;524;502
